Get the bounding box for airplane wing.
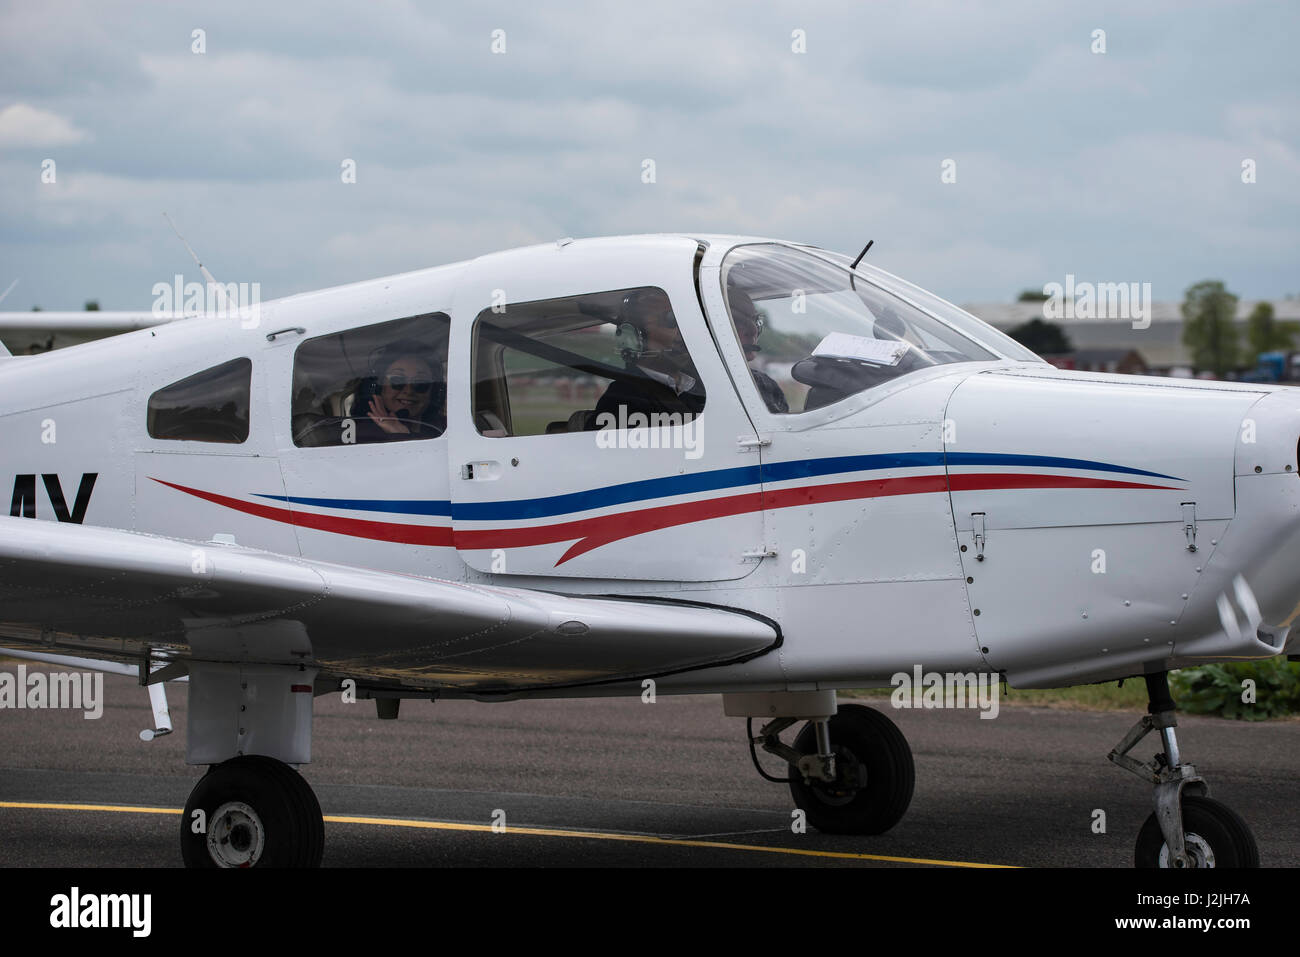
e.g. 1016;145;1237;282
0;311;181;353
0;516;779;694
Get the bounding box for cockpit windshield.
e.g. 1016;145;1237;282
720;243;1000;415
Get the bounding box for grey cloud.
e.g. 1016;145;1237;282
0;0;1297;311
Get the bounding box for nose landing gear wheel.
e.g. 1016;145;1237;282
788;703;914;835
1134;795;1259;868
181;755;325;868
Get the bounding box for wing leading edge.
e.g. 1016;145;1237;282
0;516;778;693
0;311;180;353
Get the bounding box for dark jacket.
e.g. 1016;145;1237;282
751;369;789;413
352;412;444;443
592;366;705;425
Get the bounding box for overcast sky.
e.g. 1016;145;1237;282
1;1;1296;311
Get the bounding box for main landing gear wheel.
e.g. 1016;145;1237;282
1134;795;1260;868
788;704;915;835
181;755;324;868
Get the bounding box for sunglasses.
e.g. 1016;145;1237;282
383;376;434;395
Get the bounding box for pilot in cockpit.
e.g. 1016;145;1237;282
729;289;789;414
593;289;705;423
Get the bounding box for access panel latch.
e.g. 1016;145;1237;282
1181;502;1197;552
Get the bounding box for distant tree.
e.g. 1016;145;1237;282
1182;280;1239;377
1017;289;1050;302
84;300;99;311
1244;301;1299;361
31;305;41;311
1007;317;1072;355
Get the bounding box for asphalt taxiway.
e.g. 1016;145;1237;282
1;672;1296;867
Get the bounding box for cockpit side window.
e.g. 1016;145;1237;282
147;357;252;443
291;313;449;447
721;244;997;414
471;287;706;437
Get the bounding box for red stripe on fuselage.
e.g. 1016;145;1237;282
525;472;1174;563
149;478;454;547
455;490;763;564
946;473;1178;493
151;471;1177;563
460;472;1173;564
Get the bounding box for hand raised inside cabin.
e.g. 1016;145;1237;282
367;395;412;434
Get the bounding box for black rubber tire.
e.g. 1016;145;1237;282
1134;795;1260;868
788;704;915;835
243;756;325;867
180;755;324;868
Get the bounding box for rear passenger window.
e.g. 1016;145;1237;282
147;358;252;443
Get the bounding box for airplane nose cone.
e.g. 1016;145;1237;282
1181;389;1300;659
943;370;1297;682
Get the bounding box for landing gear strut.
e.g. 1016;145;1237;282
1108;672;1258;868
752;703;915;835
181;755;324;868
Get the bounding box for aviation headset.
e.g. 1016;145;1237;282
614;290;649;359
615;289;680;361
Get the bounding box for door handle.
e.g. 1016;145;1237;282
461;461;502;480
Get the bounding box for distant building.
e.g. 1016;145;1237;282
1041;349;1149;375
961;300;1300;372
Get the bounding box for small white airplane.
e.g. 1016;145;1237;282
1;233;1293;868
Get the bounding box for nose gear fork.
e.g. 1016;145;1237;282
749;716;838;784
1108;673;1206;867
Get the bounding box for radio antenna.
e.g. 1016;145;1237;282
162;212;229;311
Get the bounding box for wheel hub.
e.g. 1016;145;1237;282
208;801;266;868
1159;831;1215;868
808;747;867;806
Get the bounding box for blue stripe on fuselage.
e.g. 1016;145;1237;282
251;452;1181;523
943;452;1180;481
253;494;453;516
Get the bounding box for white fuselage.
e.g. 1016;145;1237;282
3;235;1296;694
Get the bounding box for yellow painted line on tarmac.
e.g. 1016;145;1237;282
326;813;1013;867
1;801;181;815
0;801;1013;868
